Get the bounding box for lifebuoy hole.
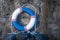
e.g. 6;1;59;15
17;12;30;26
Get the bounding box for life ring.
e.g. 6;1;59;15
11;7;36;31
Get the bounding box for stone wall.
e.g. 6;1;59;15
0;0;60;40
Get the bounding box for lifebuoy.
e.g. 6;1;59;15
11;7;36;31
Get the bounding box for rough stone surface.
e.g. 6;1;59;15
0;0;60;40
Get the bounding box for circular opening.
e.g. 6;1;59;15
17;12;30;26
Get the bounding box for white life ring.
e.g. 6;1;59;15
11;7;36;31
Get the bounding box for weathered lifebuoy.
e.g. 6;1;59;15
11;7;36;31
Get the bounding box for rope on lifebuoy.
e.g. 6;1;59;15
11;7;36;31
